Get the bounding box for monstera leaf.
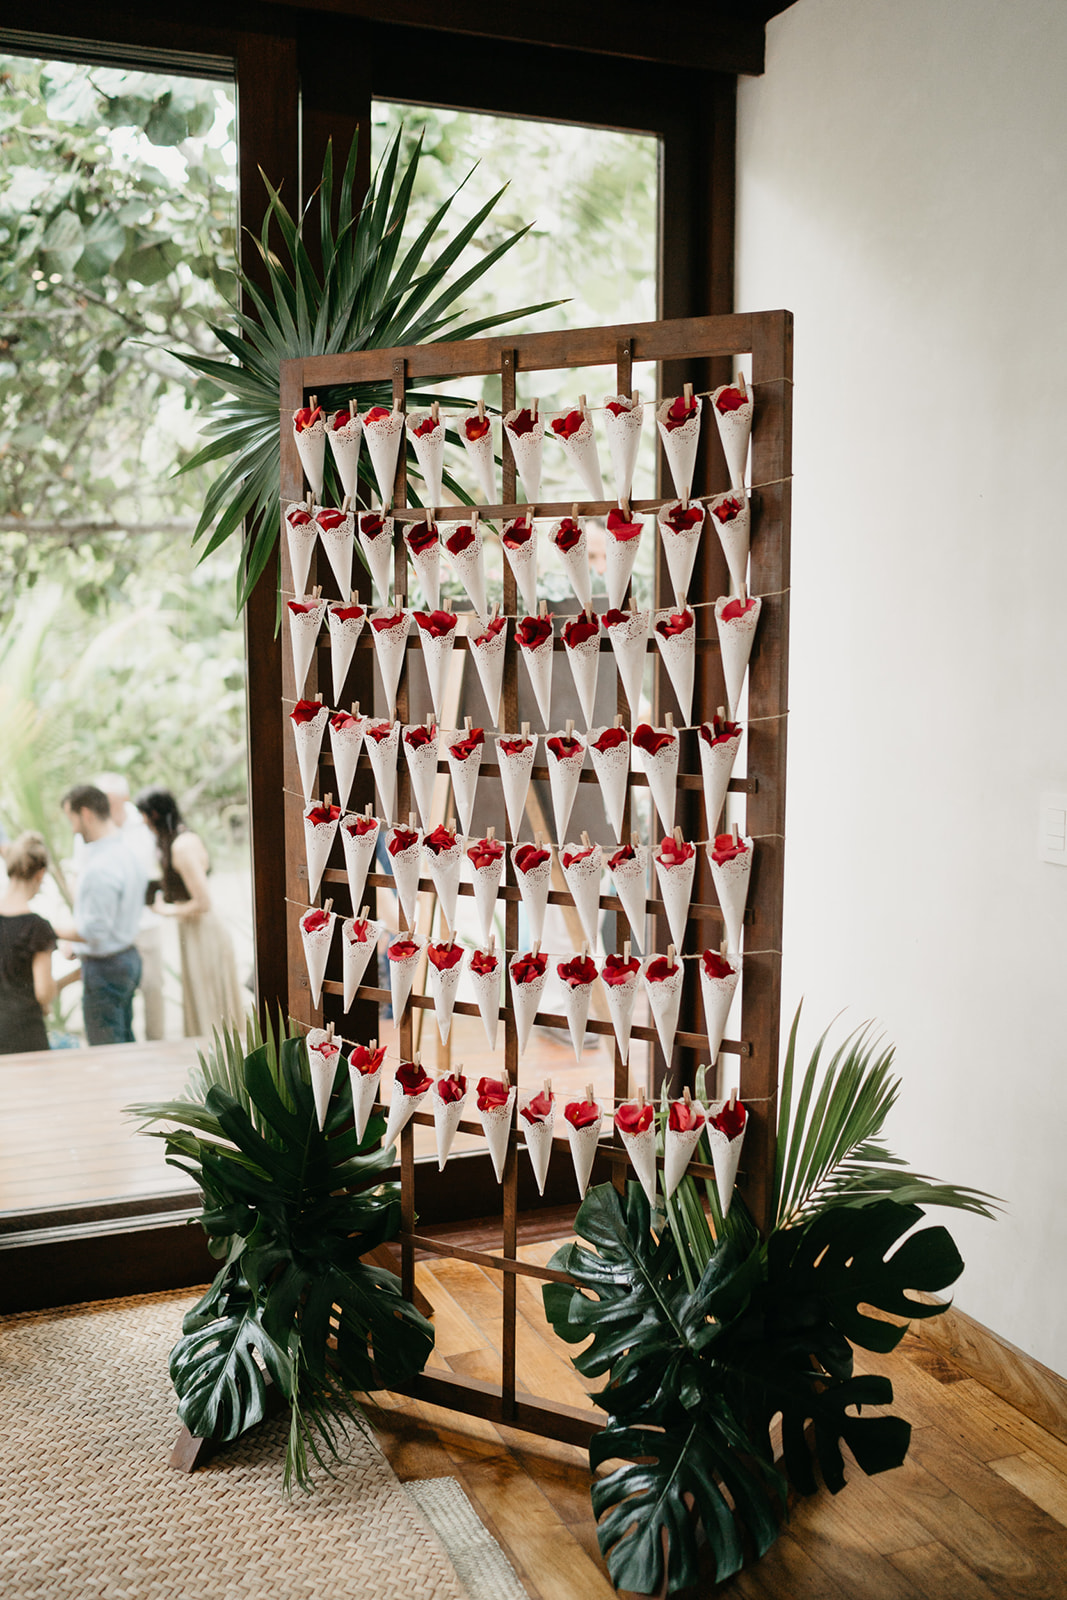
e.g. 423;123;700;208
170;1264;293;1443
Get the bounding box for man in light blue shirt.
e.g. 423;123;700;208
56;784;147;1046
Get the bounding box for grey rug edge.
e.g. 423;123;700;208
405;1476;530;1600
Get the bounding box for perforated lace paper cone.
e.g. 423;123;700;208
341;918;382;1012
445;738;483;839
546;734;585;845
427;951;463;1043
711;385;754;489
406;534;441;612
403;727;439;832
442;523;489;627
644;959;684;1065
521;1100;556;1195
707;1102;747;1213
633;729;679;835
327;603;365;705
364;723;399;823
602;966;639;1063
700;952;741;1062
549;409;603;500
565;1105;603;1198
709;838;753;954
349;1057;383;1143
605;525;642;611
423;840;461;931
299;908;335;1009
470;620;507;726
657;501;705;602
305;1029;342;1131
563;630;600;729
387;938;423;1023
609;847;648;947
370;609;412;721
358;515;394;603
698;724;743;838
417;624;456;726
656;394;703;501
504;409;543;503
520;632;554;729
479;1087;517;1183
561;846;603;949
663;1101;707;1201
496;735;536;838
715;595;762;719
327;411;363;500
407;413;445;509
603;395;644;503
287;597;326;697
558;973;594;1064
588;729;630;842
617;1117;658;1207
653;612;696;729
655;848;696;951
510;958;549;1055
387;833;422;929
502;523;539;616
316;507;354;599
605;608;649;719
550;519;592;611
303;804;339;902
291;705;329;806
433;1078;468;1170
469;856;504;945
709;490;751;595
460;413;496;503
294;413;326;500
328;715;364;812
382;1075;431;1151
363;409;405;505
285;505;319;599
340;814;379;910
467;952;501;1050
511;846;551;947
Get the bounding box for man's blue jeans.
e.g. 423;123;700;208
82;947;142;1046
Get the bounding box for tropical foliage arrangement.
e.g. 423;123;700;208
543;1011;996;1596
130;1016;433;1490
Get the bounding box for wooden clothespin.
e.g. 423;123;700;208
581;831;591;846
637;1086;646;1109
683;1086;692;1106
683;382;693;405
673;825;684;844
487;825;495;839
629;595;638;612
729;1087;737;1111
472;508;480;530
311;583;322;599
665;713;674;734
325;1020;334;1042
676;591;686;613
444;595;453;612
465;715;472;731
359;904;369;921
717;704;726;722
739;581;748;605
323;791;333;808
737;373;747;399
408;811;416;830
306;490;314;512
578;393;587;417
341;493;352;514
309;393;318;409
370;1036;377;1049
571;502;580;523
731;822;740;846
667;944;676;968
532;940;540;956
615;713;624;728
314;692;323;704
424;505;433;528
535;830;543;847
323;898;333;915
623;940;631;963
544;1077;552;1097
521;721;530;737
503;1066;511;1087
477;397;485;420
363;801;372;816
581;940;589;958
532;397;540;419
414;1051;421;1066
447;815;455;835
632;389;640;406
431;400;439;421
539;598;548;617
720;936;729;957
631;831;640;848
565;718;574;738
488;932;495;954
584;1082;595;1104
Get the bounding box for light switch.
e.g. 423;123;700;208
1039;792;1067;865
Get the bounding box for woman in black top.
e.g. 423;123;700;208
0;832;62;1053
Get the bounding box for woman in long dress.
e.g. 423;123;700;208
134;789;245;1038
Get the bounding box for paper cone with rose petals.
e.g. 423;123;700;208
561;846;602;949
363;409;405;505
442;523;489;627
503;409;543;503
558;973;594;1064
327;412;363;500
698;724;742;838
653;612;695;729
406;533;440;612
305;1028;341;1130
602;966;639;1064
563;629;600;729
587;729;630;841
656;395;703;501
521;1100;555;1195
644;959;684;1066
382;1074;432;1151
407;412;445;509
479;1087;517;1183
417;622;455;725
700;952;741;1063
655;848;696;952
501;523;539;616
663;1101;707;1201
511;845;551;946
550;519;592;611
317;508;354;599
364;723;399;823
294;414;326;500
610;846;648;948
495;735;536;839
340;814;379;909
657;502;705;602
715;596;762;719
388;834;423;929
565;1105;603;1198
711;385;754;489
303;804;339;902
403;728;439;832
550;409;603;499
328;716;364;812
299;908;335;1008
509;958;549;1055
427;951;464;1043
349;1055;383;1142
433;1078;468;1170
292;706;329;805
469;856;503;945
327;602;365;704
358;516;394;603
709;839;753;954
546;734;585;845
602;395;644;503
617;1115;658;1207
370;609;412;720
605;609;649;719
470;620;506;726
519;630;554;729
467;951;501;1050
341;918;382;1012
605;525;643;611
287;597;326;696
461;414;496;503
634;730;679;835
388;937;424;1024
423;839;461;931
445;738;483;839
285;506;319;598
706;1101;747;1213
709;490;750;594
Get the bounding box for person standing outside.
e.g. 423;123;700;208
92;772;165;1040
56;784;146;1046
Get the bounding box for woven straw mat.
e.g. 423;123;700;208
0;1289;470;1600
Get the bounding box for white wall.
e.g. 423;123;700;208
736;0;1067;1372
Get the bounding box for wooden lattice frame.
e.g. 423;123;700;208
279;310;792;1446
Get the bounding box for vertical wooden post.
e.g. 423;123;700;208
500;349;519;1421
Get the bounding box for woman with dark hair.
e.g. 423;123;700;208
134;788;244;1038
0;832;77;1053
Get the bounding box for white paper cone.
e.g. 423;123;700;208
653;612;696;729
602;395;644;503
423;838;461;930
605;609;649;719
663;1101;707;1201
364;722;400;823
496;735;536;839
316;507;354;599
406;530;441;611
587;729;630;842
286;505;319;598
287;597;326;697
711;386;754;489
655;849;696;952
479;1088;517;1183
294;413;326;500
656;395;703;501
327;603;366;705
358;514;395;603
303;804;339;902
511;845;551;946
502;522;539;615
341;917;382;1012
715;597;762;720
382;1076;432;1151
509;957;549;1055
709;839;753;954
291;705;329;805
605;521;643;611
697;724;743;840
546;733;585;845
426;951;464;1043
550;519;592;611
370;610;412;721
445;736;483;838
469;855;504;945
403;728;439;832
299;907;335;1009
504;409;543;503
349;1056;383;1143
521;1102;556;1195
340;814;380;910
305;1028;341;1130
609;847;648;948
561;846;602;949
520;632;554;730
617;1118;658;1207
417;623;456;725
644;959;684;1065
470;619;507;726
388;938;423;1022
387;834;423;929
709;490;751;594
549;409;603;499
700;952;741;1063
407;412;445;509
706;1102;747;1213
565;1106;603;1198
442;523;489;627
328;715;364;812
363;409;405;505
657;501;705;602
633;730;680;835
467;952;501;1050
433;1078;468;1170
460;413;496;503
327;412;363;501
562;627;600;729
558;975;594;1064
602;966;639;1063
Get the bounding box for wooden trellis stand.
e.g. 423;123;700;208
279;310;792;1449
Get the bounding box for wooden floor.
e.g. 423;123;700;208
369;1242;1067;1600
